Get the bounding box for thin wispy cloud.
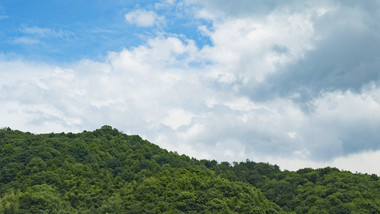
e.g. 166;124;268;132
20;26;71;38
12;37;40;45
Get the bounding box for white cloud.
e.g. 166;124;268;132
125;9;164;27
162;109;194;130
263;150;380;175
198;9;315;87
331;150;380;175
287;131;297;139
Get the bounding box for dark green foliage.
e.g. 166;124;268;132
0;126;280;213
1;126;379;213
207;160;380;213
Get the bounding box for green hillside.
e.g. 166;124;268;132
207;160;380;213
0;126;379;213
0;126;279;213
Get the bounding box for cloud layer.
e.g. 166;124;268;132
1;0;380;174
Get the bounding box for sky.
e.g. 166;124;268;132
1;0;380;174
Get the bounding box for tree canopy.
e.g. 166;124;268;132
0;126;379;213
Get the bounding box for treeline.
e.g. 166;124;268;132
206;160;380;213
0;126;279;213
0;126;379;213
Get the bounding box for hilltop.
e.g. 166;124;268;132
0;126;379;213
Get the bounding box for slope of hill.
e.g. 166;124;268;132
0;126;379;213
0;126;280;213
207;160;380;213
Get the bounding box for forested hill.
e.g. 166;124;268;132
0;126;280;213
0;126;379;213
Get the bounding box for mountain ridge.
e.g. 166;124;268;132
0;125;379;213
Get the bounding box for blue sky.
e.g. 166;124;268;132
0;0;210;62
1;0;380;174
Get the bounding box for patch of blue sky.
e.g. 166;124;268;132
0;0;212;64
153;2;213;48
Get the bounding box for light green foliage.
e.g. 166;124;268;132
19;184;67;214
0;191;20;214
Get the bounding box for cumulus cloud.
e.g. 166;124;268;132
125;9;165;27
0;36;200;134
240;1;380;103
198;9;315;87
189;0;380;102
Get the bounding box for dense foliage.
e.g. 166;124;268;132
206;158;380;213
0;126;379;213
0;126;279;213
